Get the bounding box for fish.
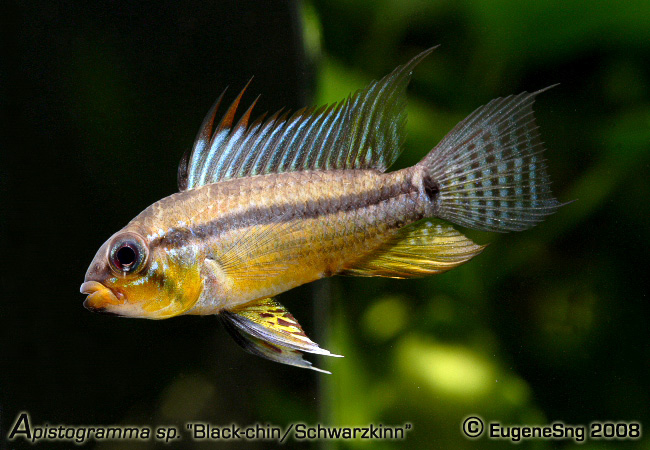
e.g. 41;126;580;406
81;48;561;373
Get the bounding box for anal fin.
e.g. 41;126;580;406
341;219;485;279
221;298;342;373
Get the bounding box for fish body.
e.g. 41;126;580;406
151;167;424;314
81;48;561;372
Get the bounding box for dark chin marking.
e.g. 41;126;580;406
83;302;119;316
94;309;121;316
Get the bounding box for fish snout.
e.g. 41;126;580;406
80;281;123;312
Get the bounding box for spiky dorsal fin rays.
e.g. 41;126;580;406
178;88;226;191
178;47;437;191
182;80;257;190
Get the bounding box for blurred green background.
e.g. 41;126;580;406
1;1;648;449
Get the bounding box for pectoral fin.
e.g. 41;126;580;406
220;298;342;373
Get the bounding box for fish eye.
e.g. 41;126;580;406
116;245;137;267
108;233;148;274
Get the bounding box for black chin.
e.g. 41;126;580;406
83;300;119;316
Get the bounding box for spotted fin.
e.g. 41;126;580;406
179;48;437;190
341;219;485;278
221;298;342;373
420;87;561;232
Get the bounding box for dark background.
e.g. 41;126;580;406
1;1;649;449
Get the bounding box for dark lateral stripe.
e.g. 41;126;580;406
151;178;419;248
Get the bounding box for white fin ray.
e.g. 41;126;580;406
178;48;437;190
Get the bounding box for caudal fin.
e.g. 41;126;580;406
419;88;561;232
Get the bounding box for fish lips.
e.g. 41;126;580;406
80;281;123;313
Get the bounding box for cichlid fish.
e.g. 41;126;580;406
81;48;561;372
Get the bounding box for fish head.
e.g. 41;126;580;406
80;229;203;319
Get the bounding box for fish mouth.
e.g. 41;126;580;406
80;281;123;312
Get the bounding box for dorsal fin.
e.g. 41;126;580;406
178;47;436;191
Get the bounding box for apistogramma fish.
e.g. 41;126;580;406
81;48;561;372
